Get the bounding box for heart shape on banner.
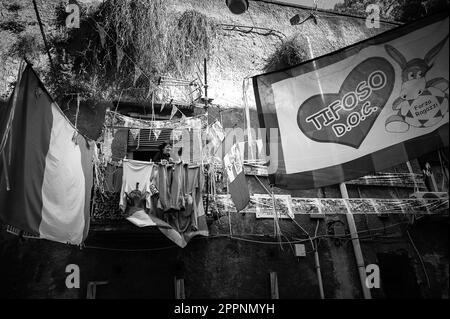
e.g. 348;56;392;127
297;57;395;149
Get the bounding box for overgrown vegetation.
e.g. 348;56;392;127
0;21;26;34
47;0;217;103
264;35;309;72
9;32;43;60
4;1;22;12
167;10;217;76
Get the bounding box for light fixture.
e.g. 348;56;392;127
290;12;318;26
290;2;318;26
226;0;249;15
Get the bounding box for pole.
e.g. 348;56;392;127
406;161;419;191
426;162;439;191
438;150;449;188
254;175;325;298
203;58;208;111
340;182;372;299
314;247;325;299
243;78;254;161
32;0;55;72
203;58;210;215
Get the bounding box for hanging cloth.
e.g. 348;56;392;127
119;160;155;212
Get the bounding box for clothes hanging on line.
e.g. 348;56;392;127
119;159;155;212
149;162;206;234
117;159;208;247
101;128;113;164
104;163;123;193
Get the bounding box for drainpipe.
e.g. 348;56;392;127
243;78;255;161
314;236;325;299
255;176;325;298
340;182;372;299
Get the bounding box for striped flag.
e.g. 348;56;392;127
0;63;95;245
253;13;449;189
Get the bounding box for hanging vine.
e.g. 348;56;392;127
47;0;216;103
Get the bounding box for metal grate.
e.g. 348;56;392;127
128;128;173;151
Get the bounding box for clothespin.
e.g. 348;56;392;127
72;131;79;145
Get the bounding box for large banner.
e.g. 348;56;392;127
0;64;94;245
253;13;449;189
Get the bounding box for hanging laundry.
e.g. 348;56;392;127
152;163;172;213
144;163;208;246
169;162;186;211
224;144;250;212
104;163;123;193
171;129;183;145
204;120;225;162
119;160;155;212
111;128;128;161
211;120;225;142
183;164;208;239
179;128;203;164
101;128;113;164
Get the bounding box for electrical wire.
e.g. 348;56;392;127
251;0;403;26
406;230;431;289
4;219;414;252
83;244;178;252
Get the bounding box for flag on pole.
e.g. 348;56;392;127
170;105;179;120
0;63;95;245
153;129;162;140
253;13;449;189
129;128;140;140
224;144;250;211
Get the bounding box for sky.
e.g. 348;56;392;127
275;0;344;10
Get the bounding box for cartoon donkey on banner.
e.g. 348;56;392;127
384;35;449;133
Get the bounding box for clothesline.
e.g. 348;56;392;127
122;158;201;169
106;110;207;129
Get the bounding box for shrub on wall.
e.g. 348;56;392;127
46;0;216;103
264;34;309;73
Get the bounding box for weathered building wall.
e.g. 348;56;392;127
0;0;394;106
1;199;448;299
0;0;448;299
170;0;393;109
1;159;448;299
